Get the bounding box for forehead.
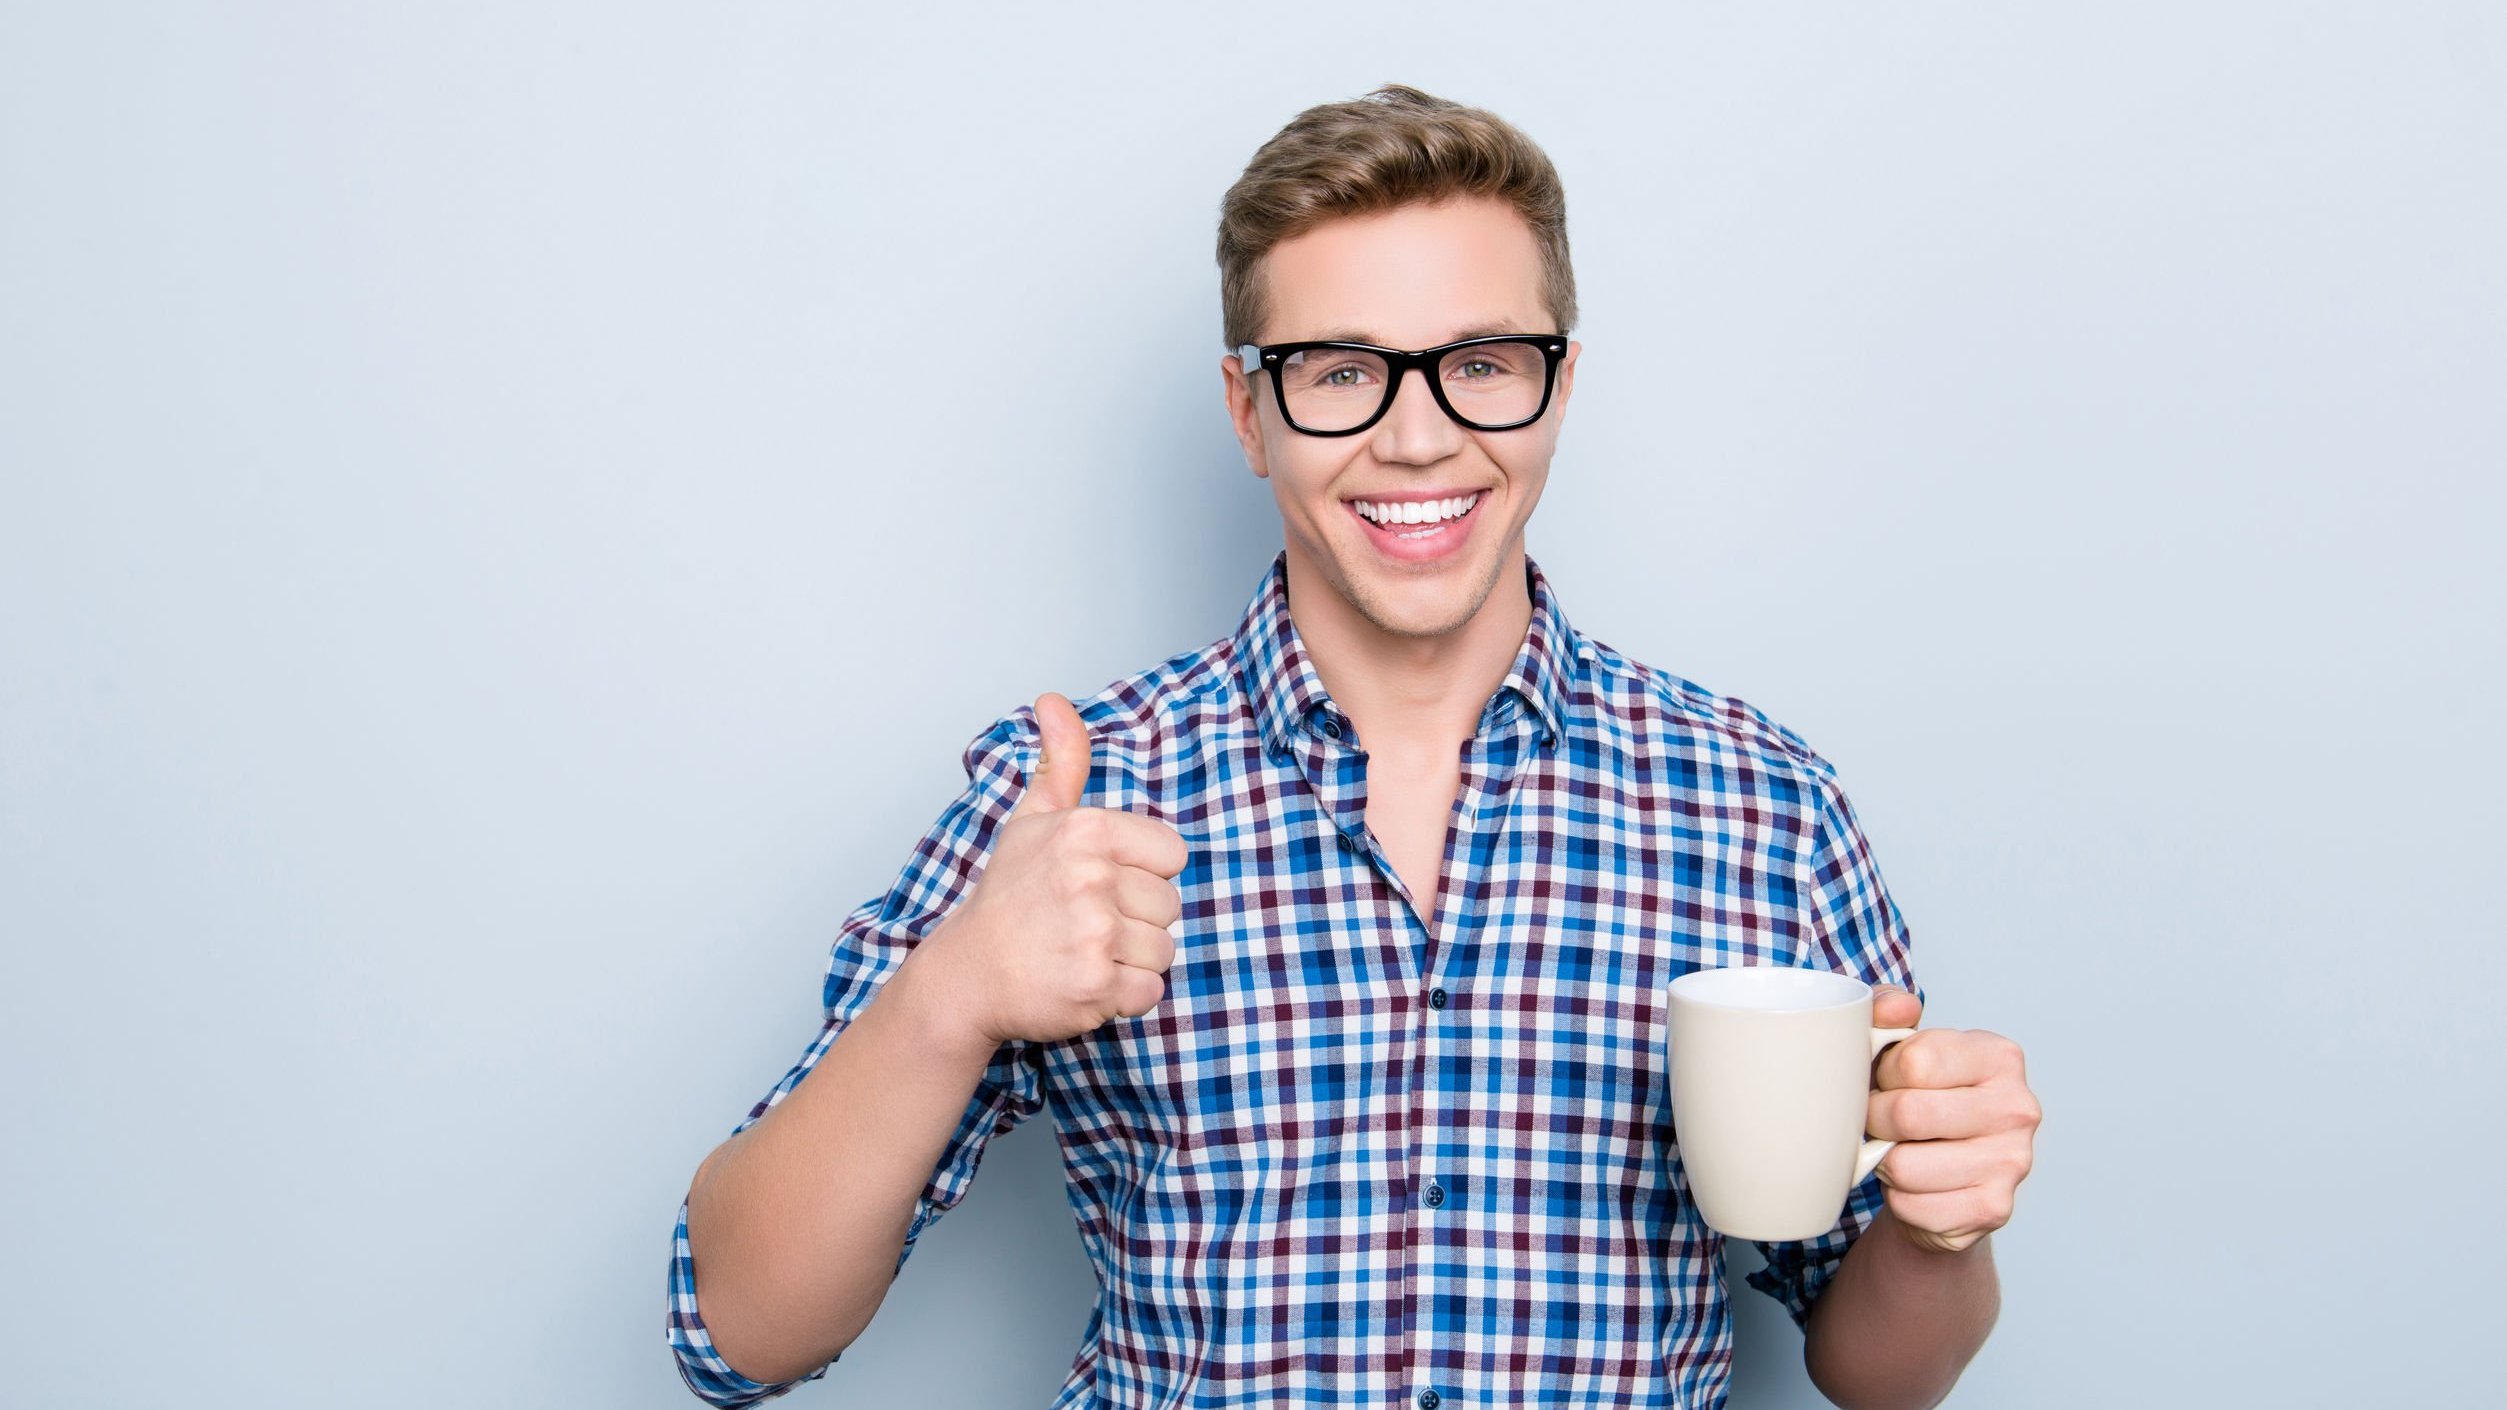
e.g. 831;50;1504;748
1259;195;1549;347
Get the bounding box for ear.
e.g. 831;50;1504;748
1220;350;1270;480
1554;338;1579;414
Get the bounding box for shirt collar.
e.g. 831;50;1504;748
1232;548;1589;760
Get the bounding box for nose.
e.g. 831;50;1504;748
1368;362;1464;464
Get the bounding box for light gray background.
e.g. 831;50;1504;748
3;4;2500;1407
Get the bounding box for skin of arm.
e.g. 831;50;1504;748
1799;983;2038;1410
681;940;1000;1386
1800;1211;2000;1410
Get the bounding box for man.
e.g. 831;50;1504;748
669;84;2039;1410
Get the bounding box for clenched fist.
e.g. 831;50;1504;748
921;691;1190;1046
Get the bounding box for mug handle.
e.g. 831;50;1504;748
1852;1027;1922;1184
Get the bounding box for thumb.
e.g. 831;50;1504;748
1011;691;1093;818
1871;982;1925;1029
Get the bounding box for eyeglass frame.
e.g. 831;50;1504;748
1234;332;1570;437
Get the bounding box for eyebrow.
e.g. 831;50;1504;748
1301;320;1528;346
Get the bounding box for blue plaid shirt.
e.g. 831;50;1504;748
669;550;1921;1409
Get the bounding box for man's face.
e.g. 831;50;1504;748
1222;195;1580;642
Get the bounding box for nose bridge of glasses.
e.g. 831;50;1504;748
1383;352;1449;420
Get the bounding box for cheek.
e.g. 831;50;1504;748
1270;447;1358;504
1486;443;1552;502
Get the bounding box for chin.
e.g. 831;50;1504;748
1351;552;1501;639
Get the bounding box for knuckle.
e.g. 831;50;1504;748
1087;961;1124;1006
1981;1187;2016;1226
1057;855;1111;899
1893;1036;1936;1088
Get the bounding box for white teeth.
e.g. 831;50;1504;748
1355;492;1481;525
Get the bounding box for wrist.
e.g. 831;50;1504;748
892;925;1007;1062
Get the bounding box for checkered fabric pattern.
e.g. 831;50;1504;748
668;549;1921;1409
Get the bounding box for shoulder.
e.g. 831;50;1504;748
1574;632;1843;803
954;631;1241;784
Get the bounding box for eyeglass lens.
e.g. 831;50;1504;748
1276;341;1550;433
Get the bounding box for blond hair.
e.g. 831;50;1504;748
1216;82;1577;350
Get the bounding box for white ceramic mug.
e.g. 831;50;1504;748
1665;964;1916;1241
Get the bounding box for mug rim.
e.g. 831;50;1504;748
1667;963;1870;1013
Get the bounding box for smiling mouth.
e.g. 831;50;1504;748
1346;490;1488;540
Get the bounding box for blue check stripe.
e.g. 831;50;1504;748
668;550;1919;1408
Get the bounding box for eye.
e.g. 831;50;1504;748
1454;359;1497;379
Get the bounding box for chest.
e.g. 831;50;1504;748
1361;751;1463;918
1052;734;1825;1144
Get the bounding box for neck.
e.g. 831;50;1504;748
1283;539;1534;754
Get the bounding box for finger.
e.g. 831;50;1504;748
1110;916;1178;975
1875;1136;2012;1194
1877;1186;2003;1249
1874;1028;2018;1092
1098;810;1192;878
1112;865;1183;928
1868;1081;2028;1142
1106;958;1168;1020
1010;692;1092;819
1870;982;1924;1029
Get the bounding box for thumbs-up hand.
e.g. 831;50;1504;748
924;691;1190;1047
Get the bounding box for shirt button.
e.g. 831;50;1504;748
1428;986;1448;1010
1424;1181;1445;1208
1319;716;1342;739
1418;1391;1442;1410
1337;832;1360;854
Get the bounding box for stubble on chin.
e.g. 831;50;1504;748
1340;548;1506;642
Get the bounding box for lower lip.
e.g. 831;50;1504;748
1346;492;1486;564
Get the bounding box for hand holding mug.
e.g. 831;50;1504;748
924;691;1190;1046
1863;983;2041;1255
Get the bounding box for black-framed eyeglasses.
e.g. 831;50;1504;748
1235;333;1568;436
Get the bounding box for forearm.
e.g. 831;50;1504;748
683;936;999;1385
1801;1208;2000;1410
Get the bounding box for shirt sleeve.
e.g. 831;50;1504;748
667;710;1049;1406
1743;753;1923;1331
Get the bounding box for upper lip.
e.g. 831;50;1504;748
1342;488;1488;505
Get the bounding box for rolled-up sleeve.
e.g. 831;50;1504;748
666;710;1050;1405
1745;752;1923;1330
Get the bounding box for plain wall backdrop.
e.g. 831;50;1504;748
3;3;2500;1407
